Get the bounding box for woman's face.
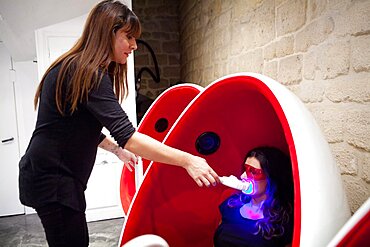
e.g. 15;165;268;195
112;28;137;64
241;157;268;196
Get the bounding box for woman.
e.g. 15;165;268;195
214;147;294;247
18;1;219;246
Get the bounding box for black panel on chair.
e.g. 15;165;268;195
155;118;169;133
195;132;220;155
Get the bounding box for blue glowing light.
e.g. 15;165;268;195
241;179;254;195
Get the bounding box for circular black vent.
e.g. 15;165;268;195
155;118;169;133
195;132;220;155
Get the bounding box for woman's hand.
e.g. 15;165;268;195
182;155;220;187
115;148;138;172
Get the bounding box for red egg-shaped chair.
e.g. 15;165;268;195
328;197;370;247
120;84;203;214
119;73;351;247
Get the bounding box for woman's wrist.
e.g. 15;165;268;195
112;145;121;156
98;137;121;156
177;152;192;169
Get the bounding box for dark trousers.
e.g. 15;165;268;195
36;203;89;247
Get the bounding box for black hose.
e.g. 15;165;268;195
135;39;160;85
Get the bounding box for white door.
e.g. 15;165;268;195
0;43;24;216
48;36;79;63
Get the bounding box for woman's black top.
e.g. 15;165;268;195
18;64;136;212
214;194;293;247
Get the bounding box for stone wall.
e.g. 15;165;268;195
179;0;370;213
132;0;181;100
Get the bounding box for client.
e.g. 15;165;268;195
214;147;294;247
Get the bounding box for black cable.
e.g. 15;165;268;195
135;39;160;86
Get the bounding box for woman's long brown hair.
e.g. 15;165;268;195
34;0;141;115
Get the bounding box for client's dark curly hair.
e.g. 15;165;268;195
227;146;294;240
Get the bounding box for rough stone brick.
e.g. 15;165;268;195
351;35;370;72
295;16;334;52
160;17;179;33
251;0;275;47
138;81;147;90
333;0;370;36
286;84;300;96
228;55;243;74
134;54;149;65
245;0;265;10
303;50;317;80
216;28;231;49
155;54;168;66
217;10;232;27
276;0;289;7
239;22;256;52
192;57;202;71
238;0;275;48
139;88;152;99
297;79;325;103
152;32;171;40
162;41;179;53
263;42;276;60
276;35;294;57
232;0;249;22
331;143;358;175
239;5;254;24
191;69;202;85
163;66;180;78
278;54;303;85
318;39;350;79
263;60;278;80
205;36;215;53
169;55;180;65
201;52;210;68
239;49;264;73
326;73;370;103
360;152;370;183
213;63;222;79
231;25;245;56
307;0;327;21
147;75;168;89
342;175;370;213
221;47;231;62
143;21;161;31
277;0;307;36
202;66;214;85
345;107;370;151
327;0;344;9
308;104;345;143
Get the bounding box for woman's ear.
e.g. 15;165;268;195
112;24;122;34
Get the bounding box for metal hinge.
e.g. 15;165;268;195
9;69;16;82
9;56;16;82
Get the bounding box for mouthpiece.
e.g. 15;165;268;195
219;175;254;195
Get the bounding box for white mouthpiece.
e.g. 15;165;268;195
220;175;252;191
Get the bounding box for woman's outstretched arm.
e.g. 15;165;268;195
124;132;220;187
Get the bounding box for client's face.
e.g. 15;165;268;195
241;157;268;197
